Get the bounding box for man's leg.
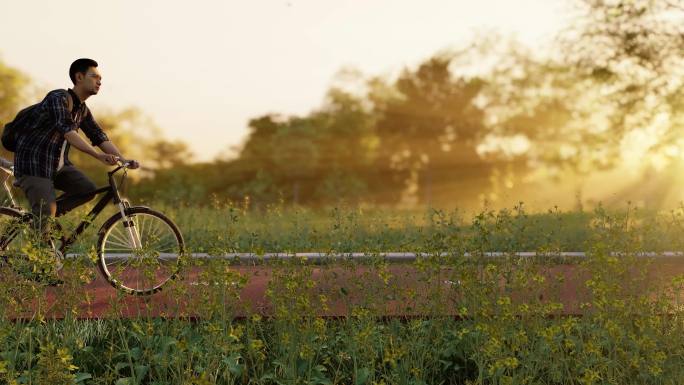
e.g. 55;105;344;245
15;175;56;234
14;176;63;284
54;166;97;217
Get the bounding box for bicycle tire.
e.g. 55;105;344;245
0;206;64;277
97;206;185;295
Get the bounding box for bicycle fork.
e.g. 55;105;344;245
118;200;142;250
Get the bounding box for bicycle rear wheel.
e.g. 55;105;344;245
0;207;30;266
97;206;184;295
0;207;63;277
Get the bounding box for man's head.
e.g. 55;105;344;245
69;58;101;96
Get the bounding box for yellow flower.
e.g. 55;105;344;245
504;357;519;369
580;369;601;385
314;318;326;335
249;338;264;351
299;344;314;360
648;364;663;377
563;338;575;350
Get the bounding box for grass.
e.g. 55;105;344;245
53;200;684;254
0;203;684;384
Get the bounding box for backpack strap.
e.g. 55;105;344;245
64;89;73;113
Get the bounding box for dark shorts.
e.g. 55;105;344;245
15;165;97;218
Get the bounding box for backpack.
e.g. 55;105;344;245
2;90;73;152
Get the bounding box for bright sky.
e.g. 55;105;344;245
0;0;571;162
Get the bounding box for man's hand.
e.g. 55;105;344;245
98;153;118;166
124;159;140;169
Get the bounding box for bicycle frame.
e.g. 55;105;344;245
0;164;136;254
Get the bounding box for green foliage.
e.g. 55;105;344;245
0;60;30;162
0;61;29;126
0;205;684;383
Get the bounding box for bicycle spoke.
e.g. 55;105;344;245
99;210;182;294
107;227;132;248
145;234;171;249
105;239;132;250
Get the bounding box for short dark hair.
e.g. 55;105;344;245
69;58;98;84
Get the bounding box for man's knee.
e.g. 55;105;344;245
55;166;96;195
17;176;56;219
79;178;97;202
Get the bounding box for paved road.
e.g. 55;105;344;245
4;253;684;319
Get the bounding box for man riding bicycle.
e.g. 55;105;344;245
12;58;139;233
0;59;186;291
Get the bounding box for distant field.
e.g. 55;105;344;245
55;202;684;253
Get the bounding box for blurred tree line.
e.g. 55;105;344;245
1;0;683;209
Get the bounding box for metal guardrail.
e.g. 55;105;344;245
72;251;684;263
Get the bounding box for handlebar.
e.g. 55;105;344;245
0;156;137;177
108;157;138;176
115;157;134;168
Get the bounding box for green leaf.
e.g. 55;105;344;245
313;365;332;384
115;362;129;373
115;378;134;385
134;364;149;380
75;372;93;383
355;367;371;385
129;347;142;360
161;336;177;349
223;353;243;376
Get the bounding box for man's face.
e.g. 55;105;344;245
76;67;102;95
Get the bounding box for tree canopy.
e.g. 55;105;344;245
2;0;684;209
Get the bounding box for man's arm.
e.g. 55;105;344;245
64;131;118;165
81;109;139;168
99;141;139;168
98;141;123;159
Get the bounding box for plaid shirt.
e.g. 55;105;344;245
14;89;109;180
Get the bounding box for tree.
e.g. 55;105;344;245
67;108;169;186
0;60;30;161
560;0;684;168
371;56;491;205
0;60;29;124
210;88;378;205
149;139;194;169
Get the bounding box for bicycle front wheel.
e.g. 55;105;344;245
97;206;185;295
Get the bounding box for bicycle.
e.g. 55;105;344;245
0;158;185;295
